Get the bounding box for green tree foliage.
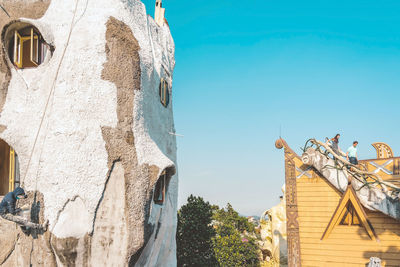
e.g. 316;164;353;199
176;195;217;266
212;204;260;267
213;203;255;235
177;198;260;267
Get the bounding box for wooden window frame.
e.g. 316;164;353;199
8;148;15;192
321;185;377;241
339;203;361;226
13;28;44;69
30;28;40;66
13;31;22;68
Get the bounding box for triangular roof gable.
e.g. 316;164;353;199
321;185;377;241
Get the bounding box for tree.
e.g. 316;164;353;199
213;203;255;235
176;195;217;266
212;204;260;267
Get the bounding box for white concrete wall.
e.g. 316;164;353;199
0;0;177;265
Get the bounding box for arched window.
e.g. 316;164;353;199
153;171;168;205
0;139;20;196
4;23;50;69
159;78;170;107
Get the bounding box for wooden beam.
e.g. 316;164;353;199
321;185;377;241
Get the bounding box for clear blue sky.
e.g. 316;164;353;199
144;0;400;215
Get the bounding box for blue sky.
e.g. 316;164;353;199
144;0;400;215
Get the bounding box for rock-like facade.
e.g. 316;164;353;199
259;186;287;266
0;0;177;266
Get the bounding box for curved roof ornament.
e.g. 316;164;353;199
372;142;394;159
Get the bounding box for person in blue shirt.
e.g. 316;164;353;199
0;187;47;231
0;187;27;215
346;141;359;165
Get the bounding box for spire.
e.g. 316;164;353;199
154;0;165;27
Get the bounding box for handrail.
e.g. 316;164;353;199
303;139;400;193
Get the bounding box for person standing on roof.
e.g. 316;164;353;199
329;134;342;157
346;141;359;165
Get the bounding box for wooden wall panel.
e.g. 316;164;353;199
0;139;10;195
22;39;36;68
296;170;400;267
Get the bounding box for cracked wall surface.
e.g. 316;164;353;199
0;0;177;266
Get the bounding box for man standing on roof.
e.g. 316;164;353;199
346;141;359;165
0;187;47;231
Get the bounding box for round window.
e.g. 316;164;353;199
3;22;50;69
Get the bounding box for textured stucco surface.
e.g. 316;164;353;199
0;0;51;114
0;0;178;266
90;162;128;266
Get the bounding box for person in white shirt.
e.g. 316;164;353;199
346;141;359;165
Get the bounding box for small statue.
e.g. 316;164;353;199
368;257;381;267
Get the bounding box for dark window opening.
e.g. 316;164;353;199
0;139;20;196
340;203;361;226
6;24;50;69
159;78;170;107
154;171;169;205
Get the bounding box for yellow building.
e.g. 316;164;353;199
276;138;400;266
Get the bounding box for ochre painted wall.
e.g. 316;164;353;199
0;139;10;196
294;157;400;267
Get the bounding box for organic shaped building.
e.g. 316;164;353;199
0;0;177;266
259;190;287;266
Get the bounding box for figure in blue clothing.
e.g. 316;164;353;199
0;187;47;231
346;141;359;165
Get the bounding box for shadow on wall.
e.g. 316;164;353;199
358;211;400;265
274;230;288;266
363;246;400;266
17;191;46;238
357;212;400;238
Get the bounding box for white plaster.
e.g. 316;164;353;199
0;0;178;264
90;162;128;266
52;197;91;238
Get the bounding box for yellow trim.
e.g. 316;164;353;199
9;148;15;192
14;31;23;68
321;185;377;241
30;28;39;66
14;28;39;69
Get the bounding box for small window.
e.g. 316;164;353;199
8;25;49;69
154;171;168;205
159;78;170;107
340;203;360;226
